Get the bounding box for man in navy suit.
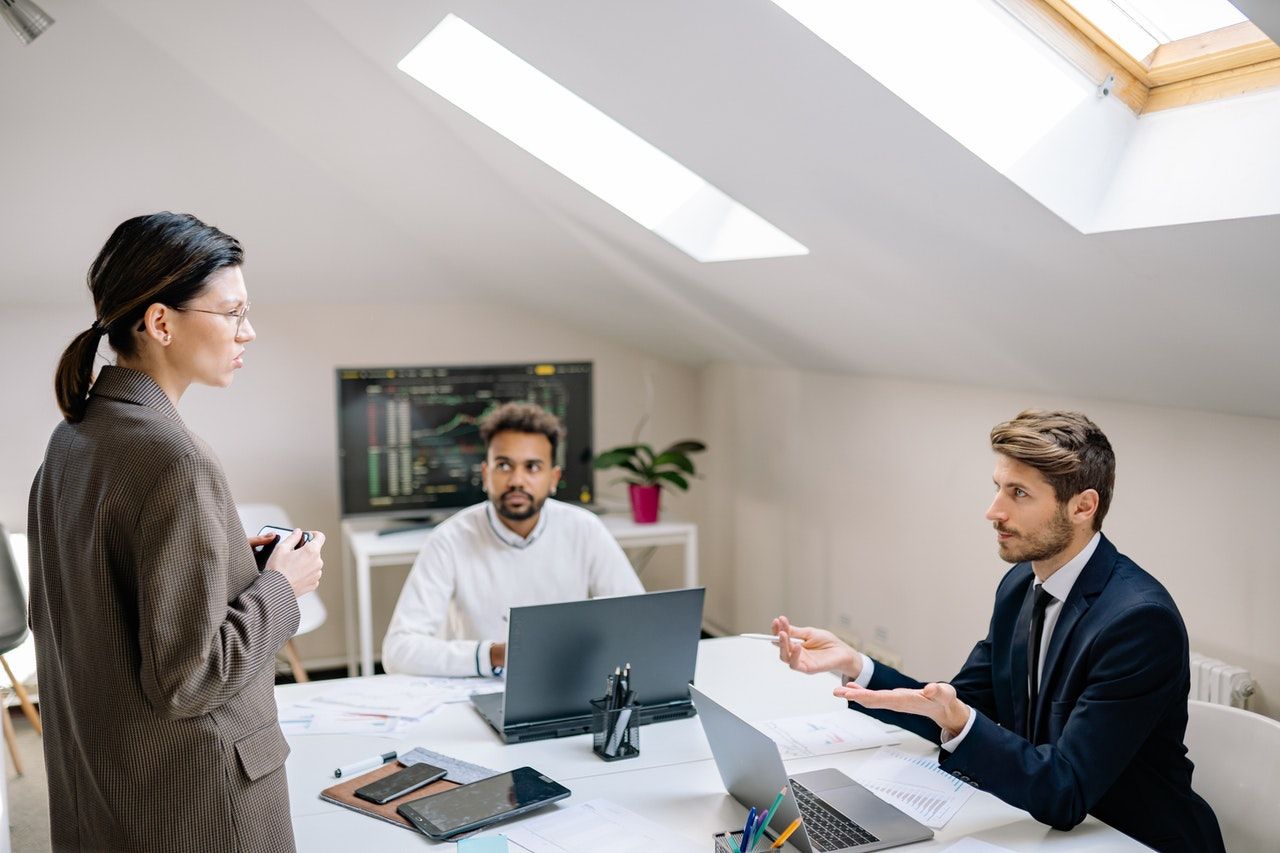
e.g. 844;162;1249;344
773;410;1223;853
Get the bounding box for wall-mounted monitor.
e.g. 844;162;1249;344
336;362;593;518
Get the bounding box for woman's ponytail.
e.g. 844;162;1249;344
54;324;107;423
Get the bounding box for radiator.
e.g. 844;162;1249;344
1189;652;1255;709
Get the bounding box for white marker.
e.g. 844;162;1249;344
333;750;397;778
740;632;803;644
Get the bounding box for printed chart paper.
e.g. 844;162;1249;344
852;747;975;829
501;799;702;853
754;710;903;758
278;674;502;735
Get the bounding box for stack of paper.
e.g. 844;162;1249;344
278;674;502;736
754;711;903;759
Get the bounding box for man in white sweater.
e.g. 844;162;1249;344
381;402;644;677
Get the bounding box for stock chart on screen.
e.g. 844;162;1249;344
336;362;593;517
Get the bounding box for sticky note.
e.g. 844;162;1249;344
457;836;509;852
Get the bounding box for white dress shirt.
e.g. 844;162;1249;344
852;533;1101;750
381;498;645;676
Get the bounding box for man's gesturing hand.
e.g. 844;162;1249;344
772;615;860;679
834;680;970;739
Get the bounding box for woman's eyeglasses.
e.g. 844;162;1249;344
169;303;251;335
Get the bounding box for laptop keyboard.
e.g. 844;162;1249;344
789;779;880;851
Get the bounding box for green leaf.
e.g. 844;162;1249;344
593;449;637;469
652;451;695;474
633;443;656;466
662;440;706;456
654;470;690;491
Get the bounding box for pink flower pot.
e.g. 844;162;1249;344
629;483;661;524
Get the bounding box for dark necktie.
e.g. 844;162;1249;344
1026;585;1055;736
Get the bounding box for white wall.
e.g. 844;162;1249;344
1;303;704;668
1090;87;1280;232
701;362;1280;719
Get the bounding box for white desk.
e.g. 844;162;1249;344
280;637;1145;851
340;515;698;676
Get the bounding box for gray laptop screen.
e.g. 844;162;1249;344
503;588;705;725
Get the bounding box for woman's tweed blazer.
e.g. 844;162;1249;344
28;366;301;852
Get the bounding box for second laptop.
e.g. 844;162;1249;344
471;587;705;743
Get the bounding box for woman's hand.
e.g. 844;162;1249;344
772;615;860;679
266;528;326;598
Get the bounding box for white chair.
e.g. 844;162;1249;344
1184;699;1280;852
236;504;327;683
0;528;41;775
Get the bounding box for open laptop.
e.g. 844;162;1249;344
471;588;704;743
690;685;933;852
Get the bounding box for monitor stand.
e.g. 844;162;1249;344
376;515;441;536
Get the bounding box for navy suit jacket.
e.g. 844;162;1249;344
859;536;1223;853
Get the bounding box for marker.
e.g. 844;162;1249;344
333;750;397;778
751;788;787;850
740;633;803;644
605;706;632;756
770;817;802;849
742;807;757;852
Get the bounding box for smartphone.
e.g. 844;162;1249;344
354;762;447;805
254;524;314;568
397;766;570;839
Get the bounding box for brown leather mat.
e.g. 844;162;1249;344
319;761;461;830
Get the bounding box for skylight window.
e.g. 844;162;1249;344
1068;0;1249;61
397;14;807;263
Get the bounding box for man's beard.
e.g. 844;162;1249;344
995;505;1073;564
493;488;546;522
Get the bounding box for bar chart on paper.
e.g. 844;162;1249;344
852;747;974;829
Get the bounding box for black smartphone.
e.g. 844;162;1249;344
254;524;314;569
354;762;447;805
397;766;570;839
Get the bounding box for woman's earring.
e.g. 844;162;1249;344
163;334;171;344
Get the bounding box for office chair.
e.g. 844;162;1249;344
1184;698;1280;852
236;504;327;683
0;526;42;776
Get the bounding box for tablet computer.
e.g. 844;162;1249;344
396;766;570;839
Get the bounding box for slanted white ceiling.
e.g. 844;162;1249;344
1;0;1277;417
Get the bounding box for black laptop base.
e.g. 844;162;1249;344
472;690;697;744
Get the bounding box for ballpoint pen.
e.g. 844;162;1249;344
332;750;397;778
742;807;757;851
770;817;802;849
740;633;803;644
605;704;632;756
750;788;787;850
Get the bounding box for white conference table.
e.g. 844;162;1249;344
279;637;1144;851
340;515;698;676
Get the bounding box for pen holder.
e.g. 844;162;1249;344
713;829;784;852
590;696;640;761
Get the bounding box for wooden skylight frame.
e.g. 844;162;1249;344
994;0;1280;113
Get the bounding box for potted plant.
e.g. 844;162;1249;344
593;440;707;523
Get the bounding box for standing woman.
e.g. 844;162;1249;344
27;212;324;852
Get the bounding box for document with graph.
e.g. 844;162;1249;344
851;747;975;829
754;710;903;758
